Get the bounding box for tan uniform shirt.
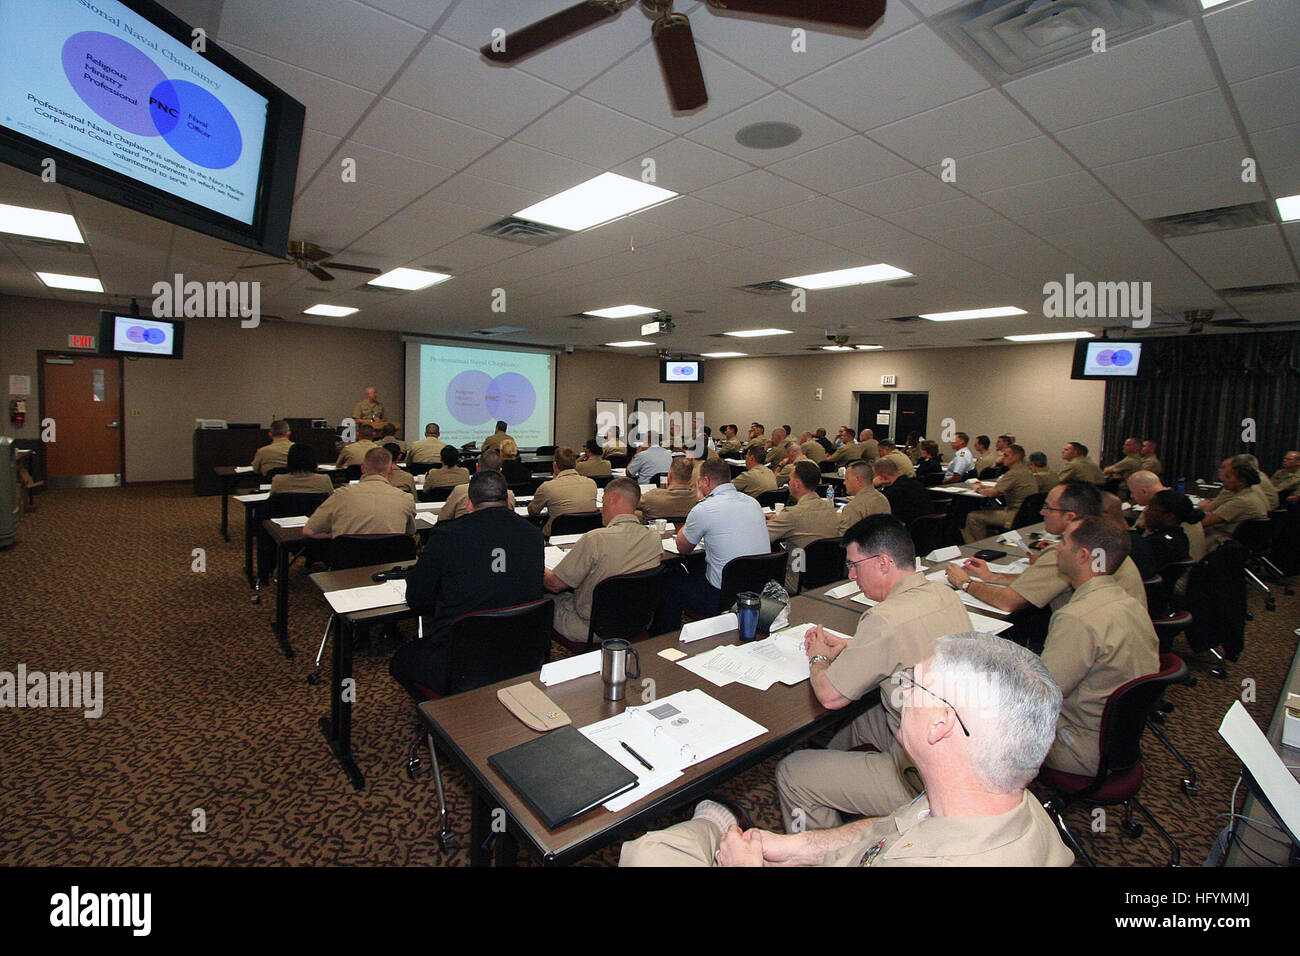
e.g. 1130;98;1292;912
716;438;743;456
575;457;612;478
1183;519;1207;562
1205;485;1269;546
407;436;448;464
529;469;598;535
732;465;778;498
481;430;513;453
335;439;379;468
765;444;787;466
637;485;698;522
270;471;333;496
838;487;891;535
601;441;628;459
251;438;292;475
743;436;766;457
425;466;471;488
1139;454;1162;477
973;452;997;474
1271;468;1299;499
387;468;417;497
1040;576;1159;776
352;399;385;421
1107;454;1143;482
885;450;915;478
439;483;514;522
1256;473;1280;511
1032;468;1059;495
552;514;664;642
1059;456;1105;485
305;474;416;537
860;439;879;463
992;462;1038;512
775;456;808;486
828;442;863;464
1011;547;1148;612
801;440;827;463
766;493;841;590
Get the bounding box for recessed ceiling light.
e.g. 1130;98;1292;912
584;304;659;319
821;345;853;351
1277;194;1300;222
367;267;450;291
782;264;912;290
723;328;793;338
0;204;84;243
606;340;655;348
304;304;359;317
515;172;677;232
920;306;1028;322
701;352;747;358
36;272;102;292
1004;331;1095;342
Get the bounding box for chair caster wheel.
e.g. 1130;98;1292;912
1123;821;1143;838
1182;780;1199;794
306;672;322;685
438;831;453;849
406;757;421;779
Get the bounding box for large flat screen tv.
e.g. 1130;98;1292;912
0;0;304;257
1070;340;1147;380
660;359;701;383
99;310;184;359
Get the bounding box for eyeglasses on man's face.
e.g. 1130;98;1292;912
845;552;883;577
894;668;971;737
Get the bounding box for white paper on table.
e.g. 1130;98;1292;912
665;540;702;555
926;545;963;563
318;464;338;471
639;484;657;494
915;557;925;572
825;581;860;599
850;593;879;607
234;492;270;503
965;611;1013;634
997;530;1025;549
233;465;254;473
415;501;442;512
548;533;584;546
1219;700;1300;841
636;689;766;765
514;505;531;516
677;646;738;687
514;495;533;503
987;558;1031;574
416;514;436;526
579;710;687;810
543;546;568;570
539;648;602;686
679;612;738;643
324;580;407;614
610;469;627;477
259;484;272;491
271;515;308;528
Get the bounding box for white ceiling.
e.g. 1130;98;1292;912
2;0;1299;356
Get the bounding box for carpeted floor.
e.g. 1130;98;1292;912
0;483;1295;866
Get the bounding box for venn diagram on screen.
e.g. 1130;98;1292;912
62;31;241;169
1093;348;1134;368
125;324;169;346
446;371;537;427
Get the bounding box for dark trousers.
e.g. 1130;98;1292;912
653;564;721;635
389;628;449;699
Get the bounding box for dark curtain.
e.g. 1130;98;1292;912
1102;331;1300;486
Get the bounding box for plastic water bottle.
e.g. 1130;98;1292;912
825;484;834;503
1176;477;1186;494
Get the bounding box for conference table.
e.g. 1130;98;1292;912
418;593;867;866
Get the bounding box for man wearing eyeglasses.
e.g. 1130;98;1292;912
774;515;970;832
620;633;1073;867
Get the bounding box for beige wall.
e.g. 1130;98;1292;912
553;349;694;451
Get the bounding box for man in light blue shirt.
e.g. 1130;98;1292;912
653;458;770;633
941;431;977;485
628;442;674;483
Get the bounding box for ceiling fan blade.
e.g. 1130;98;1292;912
306;264;335;282
239;261;291;270
480;1;622;63
325;262;384;275
653;14;707;112
289;240;332;262
707;0;888;31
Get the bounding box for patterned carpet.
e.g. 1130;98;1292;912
0;483;1294;867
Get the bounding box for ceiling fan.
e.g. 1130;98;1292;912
481;0;888;111
236;241;383;282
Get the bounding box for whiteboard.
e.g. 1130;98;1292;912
634;398;666;447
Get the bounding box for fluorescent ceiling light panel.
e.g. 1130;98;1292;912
606;340;655;348
515;172;677;231
0;203;84;243
584;304;659;319
701;352;747;358
854;344;884;350
1199;0;1234;8
723;328;793;338
1277;194;1300;223
1004;331;1095;342
821;345;853;351
304;304;359;317
919;306;1028;322
367;268;450;291
36;272;102;292
781;264;911;290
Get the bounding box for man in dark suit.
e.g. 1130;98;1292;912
873;457;932;526
389;470;544;698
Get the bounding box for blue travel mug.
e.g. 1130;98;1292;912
736;592;760;642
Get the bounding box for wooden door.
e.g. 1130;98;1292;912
39;353;124;487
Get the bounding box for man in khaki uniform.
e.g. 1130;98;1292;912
335;423;380;467
946;481;1148;614
774;440;810;486
546;478;664;645
732;447;778;498
775;515;971;829
637;456;697;521
876;440;914;479
1028;452;1059;494
601;426;628;458
388;465;417;497
1058;441;1105;485
420;446;472;496
763;427;789;466
1041;516;1159;776
715;424;742;457
529;446;598;536
972;436;997;475
481;420;513;453
575;439;612;478
800;431;827;463
766;461;840;592
858;429;880;464
621;633;1072;867
1272;450;1300;502
1104;437;1143;489
828;427;863;465
440;449;515;520
269;444;333;496
1199;457;1269;548
838;460;890;534
303;447;416;539
407;423;447;464
351;386;385;423
1139;438;1162;477
251;419;293;475
379;423;406;460
743;423;766;457
963;444;1037;542
1236;454;1278;509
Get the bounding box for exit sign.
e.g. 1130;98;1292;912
881;374;897;387
69;334;95;349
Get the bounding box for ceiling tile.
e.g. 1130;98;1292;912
459;141;602;195
833;170;964;215
866;89;1041;166
609;138;755;194
766;136;912;192
217;43;377;138
514;97;673;169
686;92;856;166
1252;121;1300;195
1055;89;1239;167
1230;66;1300;133
352;99;502;168
933;137;1081;194
1204;0;1300;84
693;169;817;214
1093;137;1261;219
1166;224;1298;289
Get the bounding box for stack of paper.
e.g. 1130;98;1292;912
824;581;860;600
271;515;308;528
234;492;270;503
233;465;253;473
966;611;1013;634
677;625;853;690
548;533;584;546
543;546;568;570
323;579;408;614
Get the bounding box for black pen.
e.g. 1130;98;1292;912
620;740;654;772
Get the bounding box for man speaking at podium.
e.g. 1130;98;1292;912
353;386;385;423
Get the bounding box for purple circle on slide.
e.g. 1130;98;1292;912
446;370;493;425
126;325;146;343
484;373;536;423
143;327;167;345
1110;349;1133;367
1095;349;1114;366
62;32;168;136
150;79;243;169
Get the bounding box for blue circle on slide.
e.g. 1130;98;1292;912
142;327;167;345
150;79;242;169
1110;349;1133;367
446;370;493;425
485;373;536;424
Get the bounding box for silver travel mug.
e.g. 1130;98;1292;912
601;638;641;702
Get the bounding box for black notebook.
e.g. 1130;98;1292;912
489;726;639;829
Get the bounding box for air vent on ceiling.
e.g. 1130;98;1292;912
1146;201;1276;238
933;0;1184;82
472;325;528;336
477;216;571;246
1217;281;1300;298
739;280;797;295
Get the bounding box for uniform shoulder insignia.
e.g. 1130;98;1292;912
859;838;888;867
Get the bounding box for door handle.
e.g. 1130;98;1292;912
106;421;120;428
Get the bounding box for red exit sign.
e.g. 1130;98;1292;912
69;334;95;349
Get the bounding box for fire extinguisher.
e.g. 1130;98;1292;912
9;399;26;427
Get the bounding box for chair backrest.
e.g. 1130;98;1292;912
819;460;838;473
719;550;790;609
978;466;1001;480
328;533;417;571
500;458;531;483
446;598;554;694
1233;517;1272;554
1094;654;1188;781
1013;492;1047;529
589;564;666;645
756;489;789;510
1157;556;1195;591
550;510;603;537
264;466;290;479
420;483;457;503
406;461;434;476
382;441;403;461
1181;540;1247;657
266;491;330;519
535;445;557;457
908;513;956;558
797;537;845;592
592;473;614;488
344;464;363;481
606;453;630;469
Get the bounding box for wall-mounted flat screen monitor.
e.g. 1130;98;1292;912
99;310;184;359
660;360;700;383
1071;340;1146;380
0;0;304;256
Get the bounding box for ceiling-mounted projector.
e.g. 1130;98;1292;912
641;313;676;336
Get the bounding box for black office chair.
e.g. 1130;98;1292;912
1012;492;1047;529
534;445;557;457
382;441;403;462
756;489;790;510
405;597;555;848
256;491;331;595
344;464;363;481
908;513;957;558
1172;541;1247;680
718;550;791;611
819;460;839;473
419;483;458;503
1234;518;1289;607
605;453;630;469
549;511;603;537
796;537;845;593
406;461;434;476
591;473;614;488
500;458;531;484
978;466;1002;480
1038;654;1187;867
555;564;665;653
264;466;290;479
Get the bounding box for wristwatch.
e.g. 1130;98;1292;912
809;654;831;666
960;580;972;592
